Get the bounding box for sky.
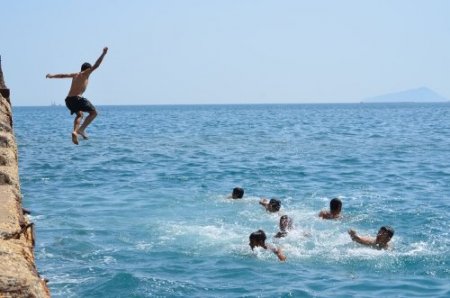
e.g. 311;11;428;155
1;0;449;106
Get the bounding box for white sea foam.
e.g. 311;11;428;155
398;240;435;257
47;273;95;285
161;221;244;245
28;214;46;221
147;200;443;265
135;241;154;251
36;246;54;259
102;255;116;264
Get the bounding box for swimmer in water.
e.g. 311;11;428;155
249;229;286;261
348;226;394;250
319;198;342;219
228;187;244;199
275;215;293;238
259;198;281;213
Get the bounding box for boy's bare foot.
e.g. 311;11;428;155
71;132;79;145
77;130;89;140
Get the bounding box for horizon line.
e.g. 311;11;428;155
13;101;450;108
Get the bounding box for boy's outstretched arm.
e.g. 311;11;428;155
46;73;77;79
348;229;374;246
90;47;108;72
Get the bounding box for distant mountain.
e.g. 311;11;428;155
364;87;448;103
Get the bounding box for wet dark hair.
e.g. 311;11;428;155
330;198;342;212
81;62;92;71
268;198;281;212
232;187;244;199
249;230;266;248
379;226;394;238
279;215;293;232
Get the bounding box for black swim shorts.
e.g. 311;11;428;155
65;96;96;115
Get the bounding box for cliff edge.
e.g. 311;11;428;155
0;88;50;295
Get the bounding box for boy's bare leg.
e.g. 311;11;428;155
72;111;83;145
77;110;97;139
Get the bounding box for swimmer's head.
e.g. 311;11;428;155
81;62;92;71
268;198;281;212
376;226;394;245
279;215;293;232
232;187;244;199
330;198;342;214
249;229;266;250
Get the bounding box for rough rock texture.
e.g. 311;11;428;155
0;56;10;102
0;94;50;297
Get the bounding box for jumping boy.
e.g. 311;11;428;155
319;198;342;219
249;229;286;261
348;226;395;250
46;47;108;145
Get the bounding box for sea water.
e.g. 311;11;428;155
13;103;450;297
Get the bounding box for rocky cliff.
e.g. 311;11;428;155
0;91;50;297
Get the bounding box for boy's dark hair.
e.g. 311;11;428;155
330;198;342;212
81;62;92;71
269;198;281;212
380;226;394;238
249;230;266;243
232;187;244;199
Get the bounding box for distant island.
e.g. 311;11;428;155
363;87;448;103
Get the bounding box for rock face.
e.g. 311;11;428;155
0;93;50;297
0;56;10;101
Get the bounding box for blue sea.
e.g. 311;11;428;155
13;103;450;297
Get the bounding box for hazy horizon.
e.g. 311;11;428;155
14;98;450;108
2;0;449;106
